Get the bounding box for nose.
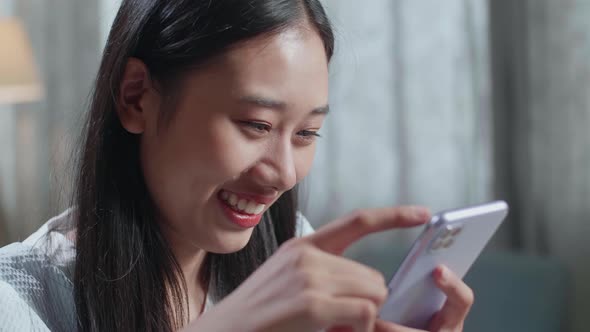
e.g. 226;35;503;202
248;138;297;191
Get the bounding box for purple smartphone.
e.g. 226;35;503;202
378;201;508;328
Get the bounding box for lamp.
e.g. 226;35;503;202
0;18;43;244
0;18;43;104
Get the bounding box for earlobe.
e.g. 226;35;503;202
116;58;154;134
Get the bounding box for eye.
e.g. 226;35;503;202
298;130;321;138
295;129;321;144
239;121;272;135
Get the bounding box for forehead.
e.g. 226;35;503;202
211;27;329;106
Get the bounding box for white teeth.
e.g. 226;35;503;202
245;201;257;214
229;193;238;206
254;204;265;215
237;199;247;211
221;191;229;200
221;190;266;215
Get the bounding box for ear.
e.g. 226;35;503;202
116;58;158;134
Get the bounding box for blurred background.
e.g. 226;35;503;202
0;0;588;331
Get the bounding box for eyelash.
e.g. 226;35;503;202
240;121;321;140
298;130;321;139
242;121;271;133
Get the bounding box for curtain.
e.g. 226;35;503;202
491;1;590;331
0;0;100;243
303;0;495;251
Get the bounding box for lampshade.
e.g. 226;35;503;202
0;18;43;104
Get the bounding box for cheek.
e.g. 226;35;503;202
139;116;267;228
202;122;263;178
141;115;262;196
294;144;317;181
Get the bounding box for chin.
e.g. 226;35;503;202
206;229;255;254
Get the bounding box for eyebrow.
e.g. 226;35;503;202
239;95;330;115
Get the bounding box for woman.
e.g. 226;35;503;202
0;1;474;331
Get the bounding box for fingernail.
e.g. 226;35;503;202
434;266;446;281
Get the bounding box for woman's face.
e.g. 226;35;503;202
139;27;329;253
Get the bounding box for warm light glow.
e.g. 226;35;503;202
0;18;43;104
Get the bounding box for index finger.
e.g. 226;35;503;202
306;206;430;255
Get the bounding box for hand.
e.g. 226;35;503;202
185;206;431;332
374;265;474;332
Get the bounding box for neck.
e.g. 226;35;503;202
174;244;208;287
178;248;209;320
160;224;209;320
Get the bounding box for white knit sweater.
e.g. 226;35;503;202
0;210;314;331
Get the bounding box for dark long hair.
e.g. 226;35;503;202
73;0;334;331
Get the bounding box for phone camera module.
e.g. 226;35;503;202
442;237;454;248
450;226;463;236
430;237;444;251
430;225;463;252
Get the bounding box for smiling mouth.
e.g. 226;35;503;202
218;190;267;215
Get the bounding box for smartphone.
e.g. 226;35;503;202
378;200;508;329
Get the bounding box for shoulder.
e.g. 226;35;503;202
0;210;76;331
295;211;315;237
0;208;75;275
0;280;50;331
